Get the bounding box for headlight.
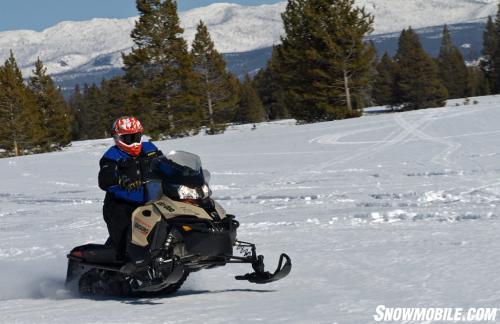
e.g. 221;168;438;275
177;186;200;200
202;184;211;197
177;184;211;200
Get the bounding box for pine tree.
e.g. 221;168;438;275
123;0;203;138
28;58;72;151
0;51;40;156
68;84;84;140
394;28;448;110
481;16;497;93
73;83;107;139
87;83;108;139
191;20;239;134
234;75;266;124
467;66;490;97
480;4;500;94
437;25;468;99
100;76;134;133
226;73;242;122
372;52;399;107
278;0;375;122
490;4;500;93
254;45;289;120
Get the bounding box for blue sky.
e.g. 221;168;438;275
0;0;282;32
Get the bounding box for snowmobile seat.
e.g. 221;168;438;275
69;244;125;266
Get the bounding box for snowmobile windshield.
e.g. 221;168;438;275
166;151;203;173
152;151;205;188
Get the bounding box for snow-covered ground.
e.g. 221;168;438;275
1;96;500;323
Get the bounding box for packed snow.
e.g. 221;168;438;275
0;0;498;76
1;95;500;323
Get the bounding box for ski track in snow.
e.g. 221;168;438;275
1;96;500;322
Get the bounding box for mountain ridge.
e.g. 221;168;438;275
0;0;496;78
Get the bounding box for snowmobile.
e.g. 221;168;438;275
65;151;291;296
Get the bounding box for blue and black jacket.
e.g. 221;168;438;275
98;142;162;204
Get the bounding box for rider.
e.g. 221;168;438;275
98;116;162;261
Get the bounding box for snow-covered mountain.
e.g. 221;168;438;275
0;0;498;78
0;2;285;77
359;0;497;33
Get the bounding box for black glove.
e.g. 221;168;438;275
118;175;142;192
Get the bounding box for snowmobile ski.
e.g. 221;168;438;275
235;253;292;284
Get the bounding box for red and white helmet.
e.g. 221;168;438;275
111;116;144;156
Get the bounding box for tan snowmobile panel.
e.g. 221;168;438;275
131;196;228;247
153;196;213;220
131;205;161;247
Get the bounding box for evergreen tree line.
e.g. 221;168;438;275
254;0;375;123
0;52;71;156
68;0;500;138
4;0;499;157
371;25;489;110
254;0;497;122
480;3;500;94
69;1;266;140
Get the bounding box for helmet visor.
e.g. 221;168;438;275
119;133;143;145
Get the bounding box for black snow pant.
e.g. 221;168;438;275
103;194;139;261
